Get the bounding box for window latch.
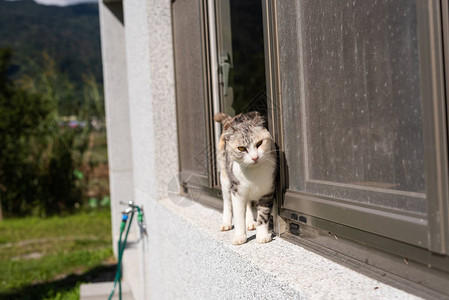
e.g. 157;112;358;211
219;52;231;96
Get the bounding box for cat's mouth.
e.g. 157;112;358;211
247;159;261;167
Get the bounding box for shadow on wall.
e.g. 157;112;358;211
105;2;124;24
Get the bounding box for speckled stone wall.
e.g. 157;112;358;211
121;0;179;299
141;196;421;300
123;0;179;201
99;1;135;256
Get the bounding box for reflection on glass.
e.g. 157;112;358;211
299;0;425;193
216;0;267;117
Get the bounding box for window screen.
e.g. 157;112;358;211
280;0;426;214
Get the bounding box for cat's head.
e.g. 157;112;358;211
219;111;273;167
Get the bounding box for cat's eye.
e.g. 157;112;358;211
256;140;263;148
237;146;247;152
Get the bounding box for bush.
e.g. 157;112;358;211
0;48;95;216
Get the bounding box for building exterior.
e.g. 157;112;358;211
99;0;449;299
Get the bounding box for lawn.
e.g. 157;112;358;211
0;210;114;300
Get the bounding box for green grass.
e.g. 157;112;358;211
0;210;114;300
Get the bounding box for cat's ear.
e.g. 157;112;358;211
224;121;237;133
245;111;261;119
246;111;266;127
214;112;232;125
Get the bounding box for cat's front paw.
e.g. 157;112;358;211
246;221;257;231
232;235;247;245
221;223;233;231
256;233;272;244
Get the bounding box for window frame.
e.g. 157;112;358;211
175;0;275;211
172;0;221;211
261;0;449;296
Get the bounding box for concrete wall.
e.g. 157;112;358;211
121;1;179;299
99;1;423;299
99;1;134;255
101;0;179;299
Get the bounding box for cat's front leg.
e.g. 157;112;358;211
246;201;256;231
256;192;274;243
231;195;247;245
221;189;233;231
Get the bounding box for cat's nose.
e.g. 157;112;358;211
251;156;259;162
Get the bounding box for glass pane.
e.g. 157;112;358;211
216;0;267;117
277;0;427;213
173;0;209;176
299;0;425;194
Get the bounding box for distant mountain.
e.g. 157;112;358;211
0;0;102;86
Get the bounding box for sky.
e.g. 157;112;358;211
33;0;98;6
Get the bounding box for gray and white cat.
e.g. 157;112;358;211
214;111;277;245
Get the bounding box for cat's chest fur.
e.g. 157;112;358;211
232;159;275;200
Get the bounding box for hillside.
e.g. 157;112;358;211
0;0;102;87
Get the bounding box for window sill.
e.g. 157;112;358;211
151;196;421;299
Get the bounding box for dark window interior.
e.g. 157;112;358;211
216;0;267;117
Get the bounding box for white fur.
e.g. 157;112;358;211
221;150;276;245
220;176;233;231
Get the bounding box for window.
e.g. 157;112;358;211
280;0;429;242
272;0;449;296
172;0;269;199
172;0;211;192
172;0;449;296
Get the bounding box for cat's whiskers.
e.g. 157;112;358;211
263;149;282;155
262;157;280;167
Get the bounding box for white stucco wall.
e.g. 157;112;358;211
99;0;134;256
121;0;179;299
99;1;424;299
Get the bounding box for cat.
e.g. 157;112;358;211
214;111;277;245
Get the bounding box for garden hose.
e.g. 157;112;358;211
108;201;145;300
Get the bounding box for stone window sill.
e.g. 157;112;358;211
153;196;421;299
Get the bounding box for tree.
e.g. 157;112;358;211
0;48;53;215
0;48;88;216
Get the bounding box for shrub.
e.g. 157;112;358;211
0;48;95;216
